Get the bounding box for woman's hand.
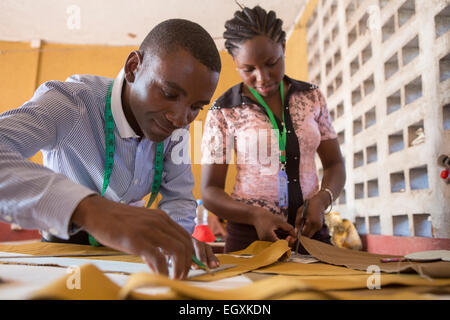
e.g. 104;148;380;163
251;207;296;242
295;193;330;238
208;214;227;240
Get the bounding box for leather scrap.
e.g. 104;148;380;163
189;240;291;281
30;263;336;300
299;236;450;278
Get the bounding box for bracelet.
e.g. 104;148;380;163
320;188;334;215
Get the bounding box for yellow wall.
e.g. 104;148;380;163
285;0;319;81
0;42;40;163
0;2;315;204
0;42;39;111
0;42;135;164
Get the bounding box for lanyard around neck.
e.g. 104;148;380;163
90;82;165;247
247;81;286;164
102;81;164;208
101;82;115;196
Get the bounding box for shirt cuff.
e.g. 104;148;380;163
30;177;97;240
159;203;196;235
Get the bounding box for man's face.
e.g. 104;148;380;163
124;49;219;142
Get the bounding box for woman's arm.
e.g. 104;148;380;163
296;138;346;237
317;138;346;205
201;164;295;241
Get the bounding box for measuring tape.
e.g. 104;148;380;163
88;81;164;247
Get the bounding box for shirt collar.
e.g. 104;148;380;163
211;75;317;109
110;68;140;139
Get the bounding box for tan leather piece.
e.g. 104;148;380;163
0;241;143;263
299;236;450;278
189;240;291;281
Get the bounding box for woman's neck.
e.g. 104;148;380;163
243;79;290;120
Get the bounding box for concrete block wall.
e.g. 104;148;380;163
307;0;450;238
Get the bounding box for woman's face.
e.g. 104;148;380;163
233;35;285;98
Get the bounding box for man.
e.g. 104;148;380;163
0;19;221;279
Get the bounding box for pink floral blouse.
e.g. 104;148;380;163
201;76;337;221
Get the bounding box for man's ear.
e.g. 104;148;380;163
123;50;143;83
281;40;286;54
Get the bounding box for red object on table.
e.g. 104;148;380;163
0;222;41;242
192;225;216;243
441;169;449;179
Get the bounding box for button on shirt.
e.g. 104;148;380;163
0;69;196;239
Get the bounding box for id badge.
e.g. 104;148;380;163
278;169;289;208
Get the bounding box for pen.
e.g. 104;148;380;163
191;254;211;274
295;199;309;253
380;257;406;263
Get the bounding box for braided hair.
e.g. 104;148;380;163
223;5;286;56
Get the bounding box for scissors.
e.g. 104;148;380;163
294;199;309;253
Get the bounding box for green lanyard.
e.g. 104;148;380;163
101;81;116;196
247;82;286;164
88;81;164;247
146;142;164;208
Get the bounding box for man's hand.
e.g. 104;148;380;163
71;194;194;279
192;238;220;269
251;207;296;242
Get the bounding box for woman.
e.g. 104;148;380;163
201;6;346;253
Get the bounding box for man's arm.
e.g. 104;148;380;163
0;83;198;279
0;83;96;238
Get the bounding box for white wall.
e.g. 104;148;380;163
0;0;306;50
307;0;450;238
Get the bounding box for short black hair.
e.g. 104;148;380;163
223;6;286;56
139;19;221;73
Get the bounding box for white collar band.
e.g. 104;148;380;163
110;68;140;139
